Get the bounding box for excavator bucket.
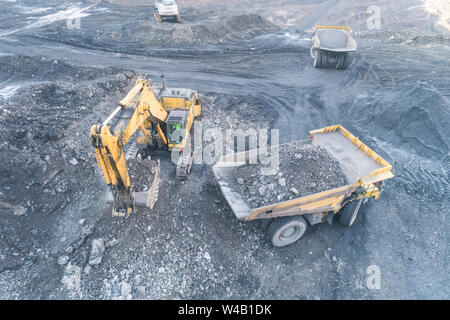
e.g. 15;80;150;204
105;147;161;217
132;158;160;209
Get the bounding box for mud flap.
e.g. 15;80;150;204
304;212;329;225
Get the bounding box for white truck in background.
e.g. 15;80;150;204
154;0;181;23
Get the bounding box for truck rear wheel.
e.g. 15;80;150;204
339;198;363;226
337;52;349;69
154;12;162;23
321;50;329;68
313;49;322;68
266;216;307;247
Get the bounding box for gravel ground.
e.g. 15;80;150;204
0;55;139;299
232;142;348;208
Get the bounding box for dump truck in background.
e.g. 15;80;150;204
154;0;181;23
91;76;202;217
213;125;394;247
310;25;357;69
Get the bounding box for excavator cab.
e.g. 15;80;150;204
166;109;188;146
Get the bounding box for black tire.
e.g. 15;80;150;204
339;199;362;226
310;46;316;59
322;50;329;68
337;52;349;69
336;53;343;69
342;52;349;69
154;12;162;23
266;216;307;247
314;50;322;68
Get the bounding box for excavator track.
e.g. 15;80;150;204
126;141;140;160
176;151;193;179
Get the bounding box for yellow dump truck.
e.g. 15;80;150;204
212;125;394;247
310;25;357;69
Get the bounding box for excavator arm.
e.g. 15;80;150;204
90;78;166;216
90;124;133;215
117;78;169;145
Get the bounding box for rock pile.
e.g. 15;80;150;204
231;142;348;208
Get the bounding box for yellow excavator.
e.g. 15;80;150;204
90;75;202;216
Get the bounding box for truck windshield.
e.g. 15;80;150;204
161;0;175;5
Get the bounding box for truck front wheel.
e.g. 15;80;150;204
339;198;363;226
266;216;307;247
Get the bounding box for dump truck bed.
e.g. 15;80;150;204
312;131;382;182
213;125;393;220
312;25;357;52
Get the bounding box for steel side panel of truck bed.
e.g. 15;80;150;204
212;125;393;221
312;25;357;52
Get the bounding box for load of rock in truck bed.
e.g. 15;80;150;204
231;142;348;208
